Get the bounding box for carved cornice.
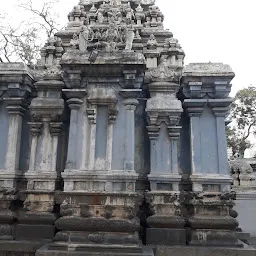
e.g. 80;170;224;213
183;98;232;117
182;63;234;99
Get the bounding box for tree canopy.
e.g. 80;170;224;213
227;86;256;158
0;0;60;65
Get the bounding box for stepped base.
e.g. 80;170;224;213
147;228;186;246
154;244;256;256
36;244;154;256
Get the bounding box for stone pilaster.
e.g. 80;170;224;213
63;89;86;171
28;122;43;172
26;80;64;191
4;98;27;174
0;63;33;189
123;98;139;171
182;63;239;247
145;53;185;246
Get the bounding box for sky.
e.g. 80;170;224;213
1;0;256;96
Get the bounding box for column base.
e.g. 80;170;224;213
16;213;56;241
148;174;181;191
145;191;186;246
25;171;59;191
186;191;239;247
62;170;138;192
54;191;143;253
147;228;186;246
189;229;241;247
16;191;56;241
0;170;24;189
190;174;232;192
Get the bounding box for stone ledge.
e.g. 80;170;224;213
153;244;256;256
0;241;46;253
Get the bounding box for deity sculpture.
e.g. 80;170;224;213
109;0;121;6
147;34;157;50
126;2;135;22
97;9;105;23
79;24;93;53
124;24;135;52
151;55;176;80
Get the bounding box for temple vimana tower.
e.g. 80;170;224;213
0;0;255;255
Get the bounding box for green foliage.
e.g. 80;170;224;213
227;86;256;158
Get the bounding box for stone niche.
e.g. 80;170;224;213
0;0;254;256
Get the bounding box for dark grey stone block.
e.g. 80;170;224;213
189;229;242;247
15;224;55;240
146;228;186;246
36;244;154;256
154;244;256;256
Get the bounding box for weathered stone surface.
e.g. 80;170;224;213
147;228;186;245
154;245;256;256
0;0;243;254
55;216;140;232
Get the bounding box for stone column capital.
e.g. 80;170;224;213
28;122;43;136
49;122;63;136
147;125;160;140
123;98;139;111
168;126;182;140
67;98;84;110
108;106;118;124
208;99;233;117
63;89;86;110
183;99;207;117
3;98;28;116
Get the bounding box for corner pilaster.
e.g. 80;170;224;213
182;62;239;247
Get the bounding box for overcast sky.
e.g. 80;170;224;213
2;0;256;96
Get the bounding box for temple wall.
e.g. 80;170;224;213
235;192;256;237
0;102;8;169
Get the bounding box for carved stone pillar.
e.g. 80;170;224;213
26;80;64;191
145;54;186;246
4;98;27;173
123;98;139;171
182;63;239;247
87;104;97;171
0;72;32;189
28;122;43;172
49;122;63;173
64;90;86;170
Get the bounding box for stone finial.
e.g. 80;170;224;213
79;25;93;53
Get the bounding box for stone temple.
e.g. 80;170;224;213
0;0;255;255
